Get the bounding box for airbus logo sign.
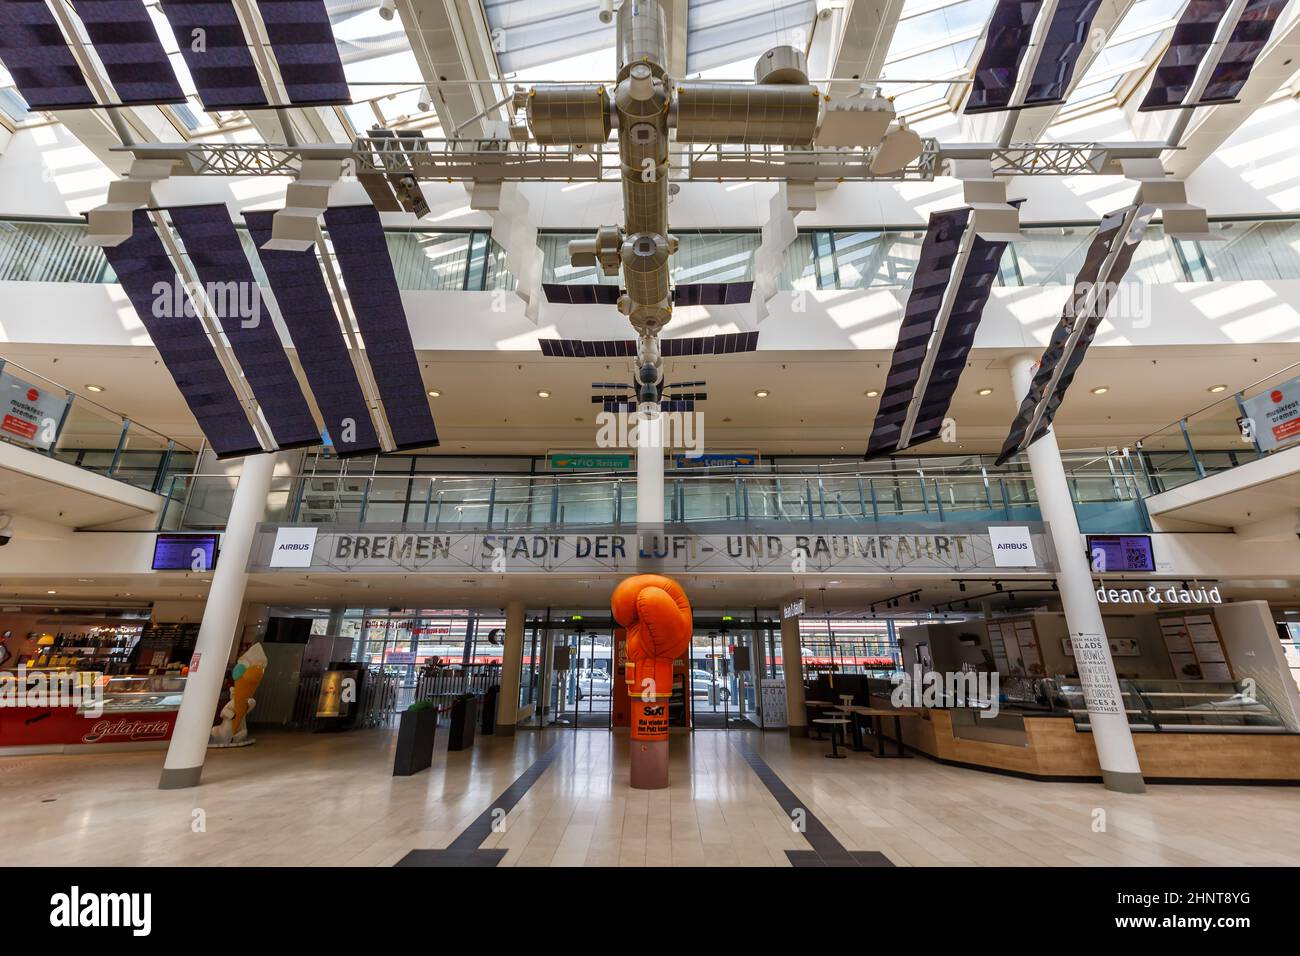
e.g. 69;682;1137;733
987;526;1036;567
269;527;318;568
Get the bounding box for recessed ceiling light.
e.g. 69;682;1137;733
46;590;56;595
537;389;551;399
1090;386;1109;395
865;389;879;398
976;387;994;396
1208;384;1227;393
427;389;441;398
85;384;105;393
754;389;770;399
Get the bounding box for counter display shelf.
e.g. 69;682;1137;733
0;672;186;754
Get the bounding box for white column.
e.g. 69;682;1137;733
779;614;807;736
159;453;277;789
496;600;526;736
636;404;664;524
1009;355;1145;793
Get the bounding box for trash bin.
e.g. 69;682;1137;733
447;694;478;751
392;703;437;776
480;685;500;736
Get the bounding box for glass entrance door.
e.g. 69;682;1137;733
549;628;613;728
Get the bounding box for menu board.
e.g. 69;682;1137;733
1159;612;1232;681
1086;535;1155;572
988;618;1042;676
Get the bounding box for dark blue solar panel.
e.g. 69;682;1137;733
158;0;268;110
1140;0;1230;111
996;207;1140;464
245;210;381;457
1023;0;1103;106
0;0;97;110
866;207;971;457
69;0;186;105
258;0;350;105
965;0;1043;114
322;205;439;451
1199;0;1288;104
100;210;262;458
167;204;319;450
911;229;1016;442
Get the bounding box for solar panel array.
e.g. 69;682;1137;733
966;0;1044;114
1200;0;1289;104
245;210;382;457
68;0;186;106
0;0;97;111
168;204;320;449
866;208;971;457
1023;0;1104;107
1140;0;1232;110
100;210;263;458
257;0;351;106
995;207;1143;464
909;231;1015;444
159;0;271;110
322;205;439;451
542;283;622;305
539;332;759;358
673;282;755;306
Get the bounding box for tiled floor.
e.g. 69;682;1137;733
5;727;1300;866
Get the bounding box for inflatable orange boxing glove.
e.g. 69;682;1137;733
612;574;692;703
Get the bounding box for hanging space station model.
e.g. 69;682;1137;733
521;0;917;409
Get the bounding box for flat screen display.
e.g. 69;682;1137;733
152;533;220;572
1086;534;1155;572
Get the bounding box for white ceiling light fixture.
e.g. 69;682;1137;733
1208;384;1228;393
537;389;552;399
976;387;994;396
85;384;105;393
754;389;770;399
427;389;441;398
378;0;396;21
1090;386;1109;395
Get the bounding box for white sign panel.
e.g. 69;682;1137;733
269;527;318;567
1069;631;1125;715
249;525;1055;575
988;525;1036;567
760;678;788;728
1242;376;1300;452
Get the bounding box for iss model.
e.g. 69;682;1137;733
517;0;915;410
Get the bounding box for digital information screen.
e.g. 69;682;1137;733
152;533;220;572
1086;534;1155;572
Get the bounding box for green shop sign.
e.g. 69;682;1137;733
548;452;632;470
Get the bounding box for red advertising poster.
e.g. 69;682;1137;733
0;707;178;748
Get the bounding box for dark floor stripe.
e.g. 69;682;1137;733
731;738;894;868
396;736;567;867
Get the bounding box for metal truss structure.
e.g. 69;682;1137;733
124;138;1169;183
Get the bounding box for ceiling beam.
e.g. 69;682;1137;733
825;0;907;92
398;0;506;138
666;0;690;77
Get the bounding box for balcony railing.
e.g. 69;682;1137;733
155;451;1157;533
7;215;1300;293
0;357;199;494
1131;361;1300;495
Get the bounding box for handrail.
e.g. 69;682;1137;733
1135;359;1300;447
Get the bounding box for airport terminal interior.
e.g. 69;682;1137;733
4;0;1300;870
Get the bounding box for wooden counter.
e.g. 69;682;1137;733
889;708;1300;784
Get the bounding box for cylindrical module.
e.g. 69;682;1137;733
674;82;822;145
525;84;611;145
617;0;668;81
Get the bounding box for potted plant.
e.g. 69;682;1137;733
447;692;478;751
392;699;438;776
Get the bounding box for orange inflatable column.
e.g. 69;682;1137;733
612;574;692;790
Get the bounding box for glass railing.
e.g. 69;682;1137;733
0;357;198;494
9;215;1300;293
154;450;1156;533
1131;362;1300;496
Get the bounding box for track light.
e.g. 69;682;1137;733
598;0;616;23
994;581;1003;591
379;0;396;20
958;581;966;592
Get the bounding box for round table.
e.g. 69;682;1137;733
812;717;851;759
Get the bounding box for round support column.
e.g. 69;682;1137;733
495;601;526;736
779;614;807;737
636;404;664;525
159;453;277;789
1009;355;1145;793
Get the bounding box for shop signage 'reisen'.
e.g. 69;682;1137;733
248;524;1055;575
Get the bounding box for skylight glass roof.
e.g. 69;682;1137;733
1066;0;1190;106
881;0;996;117
483;0;616;76
686;0;817;75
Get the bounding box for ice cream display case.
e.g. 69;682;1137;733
0;671;186;754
